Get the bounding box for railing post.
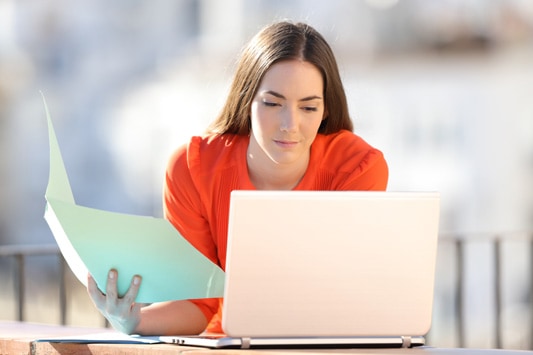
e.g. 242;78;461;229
14;254;25;322
59;255;67;325
494;237;502;349
455;238;464;347
530;238;533;350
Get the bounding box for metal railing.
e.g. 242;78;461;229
1;234;532;348
428;233;533;350
0;244;67;324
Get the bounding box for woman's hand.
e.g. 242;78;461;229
87;270;145;334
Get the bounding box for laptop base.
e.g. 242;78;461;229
160;335;425;349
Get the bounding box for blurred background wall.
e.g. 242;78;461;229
1;0;532;349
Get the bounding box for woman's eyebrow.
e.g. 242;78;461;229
262;90;323;102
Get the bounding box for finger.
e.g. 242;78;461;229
87;274;105;308
105;269;119;303
122;275;142;306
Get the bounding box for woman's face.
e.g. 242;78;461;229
249;60;325;168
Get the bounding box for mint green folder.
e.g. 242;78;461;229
43;97;225;302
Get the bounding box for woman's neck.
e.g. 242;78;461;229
246;146;309;191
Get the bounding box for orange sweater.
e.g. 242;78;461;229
163;130;388;333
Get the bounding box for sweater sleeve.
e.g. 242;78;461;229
163;141;220;327
317;131;389;191
341;148;389;191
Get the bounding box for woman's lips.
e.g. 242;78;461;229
274;139;298;148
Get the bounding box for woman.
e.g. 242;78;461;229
88;20;388;336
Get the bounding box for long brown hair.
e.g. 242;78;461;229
207;21;353;135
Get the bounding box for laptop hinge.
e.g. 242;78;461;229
241;337;251;349
401;336;412;348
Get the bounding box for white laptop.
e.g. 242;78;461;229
162;190;440;349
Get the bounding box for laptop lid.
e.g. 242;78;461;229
222;191;440;339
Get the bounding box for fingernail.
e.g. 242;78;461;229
133;276;140;285
108;271;115;279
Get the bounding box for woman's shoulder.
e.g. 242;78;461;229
311;130;388;190
314;130;380;153
313;130;386;171
167;133;247;176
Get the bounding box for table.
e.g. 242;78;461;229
1;321;532;355
0;321;198;354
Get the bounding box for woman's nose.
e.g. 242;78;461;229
280;107;298;132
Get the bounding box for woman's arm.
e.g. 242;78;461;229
136;299;207;336
87;270;207;335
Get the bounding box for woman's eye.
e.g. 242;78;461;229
302;106;318;112
263;101;279;107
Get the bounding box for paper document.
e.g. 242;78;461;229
35;332;162;344
43;97;225;302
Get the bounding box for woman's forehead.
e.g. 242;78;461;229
257;60;323;96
